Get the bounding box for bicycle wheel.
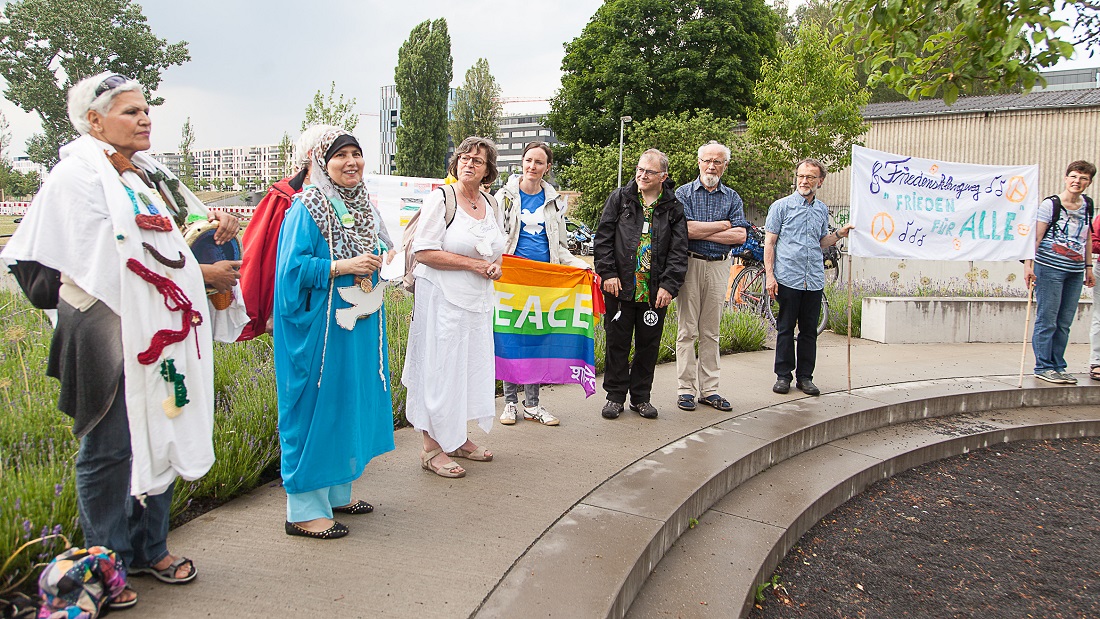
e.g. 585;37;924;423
816;293;829;335
740;268;778;330
728;264;765;313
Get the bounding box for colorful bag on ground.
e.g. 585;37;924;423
37;546;126;619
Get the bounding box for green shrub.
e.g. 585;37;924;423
720;306;768;353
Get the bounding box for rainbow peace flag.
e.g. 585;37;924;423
494;255;603;397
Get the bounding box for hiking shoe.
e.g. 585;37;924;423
1035;370;1069;384
500;402;518;425
523;404;559;426
1058;371;1078;384
629;402;659;419
602;400;624;419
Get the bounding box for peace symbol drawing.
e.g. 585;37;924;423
870;212;895;243
1005;176;1029;204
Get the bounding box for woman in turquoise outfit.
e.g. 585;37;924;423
274;128;396;539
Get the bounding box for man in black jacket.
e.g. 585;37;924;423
594;149;689;419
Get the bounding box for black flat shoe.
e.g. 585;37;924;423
285;520;349;539
629;402;658;419
795;379;820;396
333;500;374;515
773;378;791;394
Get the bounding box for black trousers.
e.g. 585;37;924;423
773;283;822;381
602;294;667;405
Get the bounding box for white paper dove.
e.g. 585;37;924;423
334;278;395;330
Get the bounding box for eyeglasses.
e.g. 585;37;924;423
796;174;820;181
636;166;664;177
699;158;727;167
458;155;487;167
94;74;128;97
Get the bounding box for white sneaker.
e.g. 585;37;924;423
523;404;559;426
500;402;518;425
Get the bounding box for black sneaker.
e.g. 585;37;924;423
772;377;791;394
629;402;658;419
601;400;624;419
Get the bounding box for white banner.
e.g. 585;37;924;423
848;146;1039;261
362;173;445;280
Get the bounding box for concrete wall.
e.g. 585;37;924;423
861;296;1094;344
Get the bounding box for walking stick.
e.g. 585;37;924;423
847;253;853;393
1018;281;1035;388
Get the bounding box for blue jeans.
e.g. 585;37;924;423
75;376;173;570
1032;262;1084;373
503;382;540;407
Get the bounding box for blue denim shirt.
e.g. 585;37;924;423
765;192;830;291
674;179;749;258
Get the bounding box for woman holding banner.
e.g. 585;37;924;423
495;142;590;427
274;128;395;539
403;136;506;478
1024;160;1095;384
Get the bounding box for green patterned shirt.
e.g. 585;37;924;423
633;192;659;302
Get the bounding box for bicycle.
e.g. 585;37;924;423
726;226;830;335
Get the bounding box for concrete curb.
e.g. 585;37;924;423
474;376;1100;618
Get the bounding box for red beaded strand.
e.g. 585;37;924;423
126;258;204;364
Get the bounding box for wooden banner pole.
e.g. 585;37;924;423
1018;282;1035;388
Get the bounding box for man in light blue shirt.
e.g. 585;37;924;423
764;159;853;396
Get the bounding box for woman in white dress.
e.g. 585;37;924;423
403;137;506;478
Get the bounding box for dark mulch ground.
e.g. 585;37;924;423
749;437;1100;619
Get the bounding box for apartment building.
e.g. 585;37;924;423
380;84;458;175
151;144;286;190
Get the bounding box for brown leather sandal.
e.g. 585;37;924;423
421;448;466;478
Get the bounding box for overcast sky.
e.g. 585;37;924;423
0;0;1096;172
0;0;605;170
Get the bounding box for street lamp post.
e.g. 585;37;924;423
617;115;632;188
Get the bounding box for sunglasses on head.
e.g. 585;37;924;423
94;74;128;97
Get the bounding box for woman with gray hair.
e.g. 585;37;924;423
403;136;505;478
1;71;244;608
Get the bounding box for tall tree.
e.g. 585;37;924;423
745;23;869;205
839;0;1094;104
557;110;743;225
300;82;358;132
0;113;11;200
0;0;189;168
547;0;781;147
394;18;453;178
276;132;294;178
0;111;11;164
449;58;503;147
178;117;198;191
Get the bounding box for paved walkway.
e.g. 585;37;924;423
133;336;1091;618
